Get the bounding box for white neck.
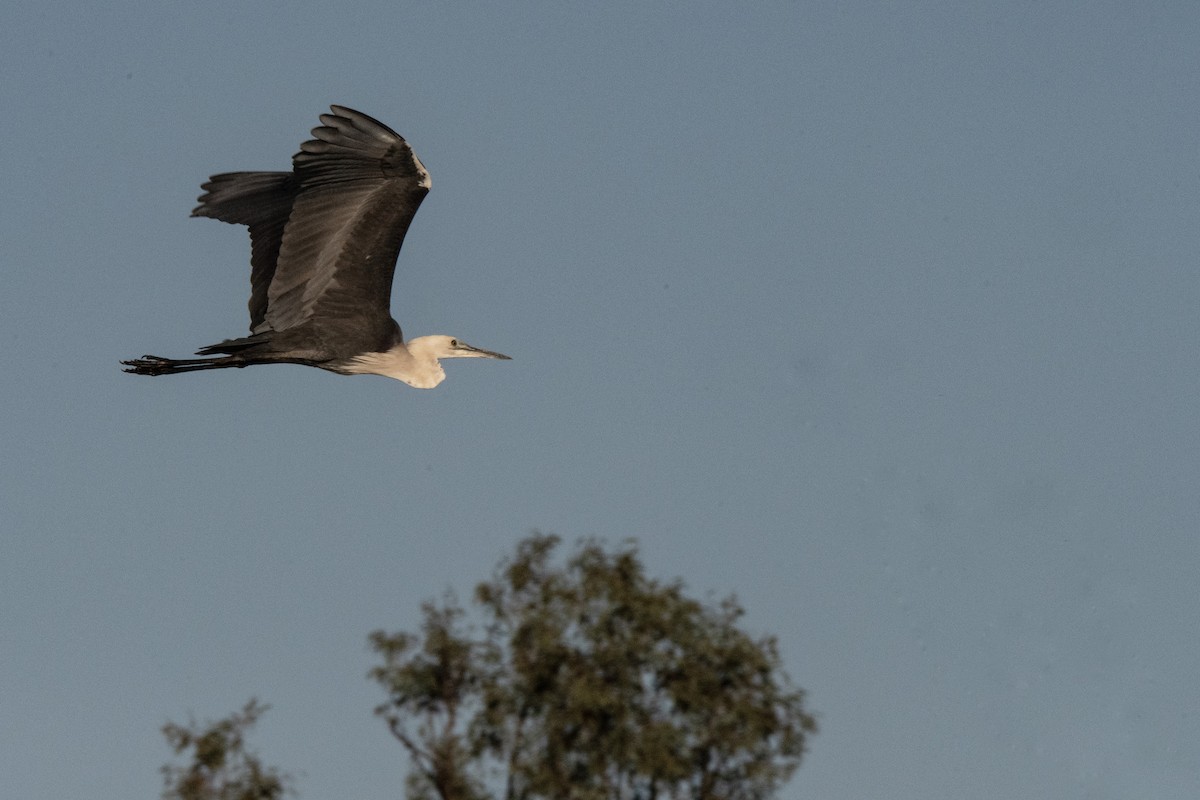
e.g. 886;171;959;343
342;340;446;388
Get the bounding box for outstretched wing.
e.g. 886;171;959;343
191;171;297;332
265;106;431;334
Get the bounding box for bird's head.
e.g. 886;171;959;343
410;335;512;362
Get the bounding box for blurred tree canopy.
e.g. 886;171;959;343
160;698;291;800
369;533;816;800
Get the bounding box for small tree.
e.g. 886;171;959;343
160;698;292;800
370;534;816;800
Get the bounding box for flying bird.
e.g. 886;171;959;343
123;105;510;388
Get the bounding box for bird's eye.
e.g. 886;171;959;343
450;339;458;347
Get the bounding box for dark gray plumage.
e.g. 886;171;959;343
123;106;509;388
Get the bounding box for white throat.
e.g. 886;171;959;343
342;341;445;388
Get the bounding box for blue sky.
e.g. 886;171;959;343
3;2;1198;798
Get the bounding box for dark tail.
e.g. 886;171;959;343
121;354;248;376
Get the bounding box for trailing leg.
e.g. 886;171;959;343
120;354;247;376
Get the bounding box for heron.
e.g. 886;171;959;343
122;105;510;389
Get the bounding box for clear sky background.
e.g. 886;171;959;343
2;3;1198;798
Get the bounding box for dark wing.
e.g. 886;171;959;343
191;171;297;332
265;105;430;334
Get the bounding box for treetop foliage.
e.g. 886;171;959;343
369;533;816;800
160;698;291;800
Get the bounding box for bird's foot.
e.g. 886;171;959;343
121;355;172;375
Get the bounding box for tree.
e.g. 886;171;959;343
160;698;292;800
369;534;816;800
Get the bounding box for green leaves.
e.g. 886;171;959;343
370;534;816;800
160;699;291;800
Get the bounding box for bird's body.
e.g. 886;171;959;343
123;106;509;388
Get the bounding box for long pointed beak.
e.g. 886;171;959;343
455;341;511;360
